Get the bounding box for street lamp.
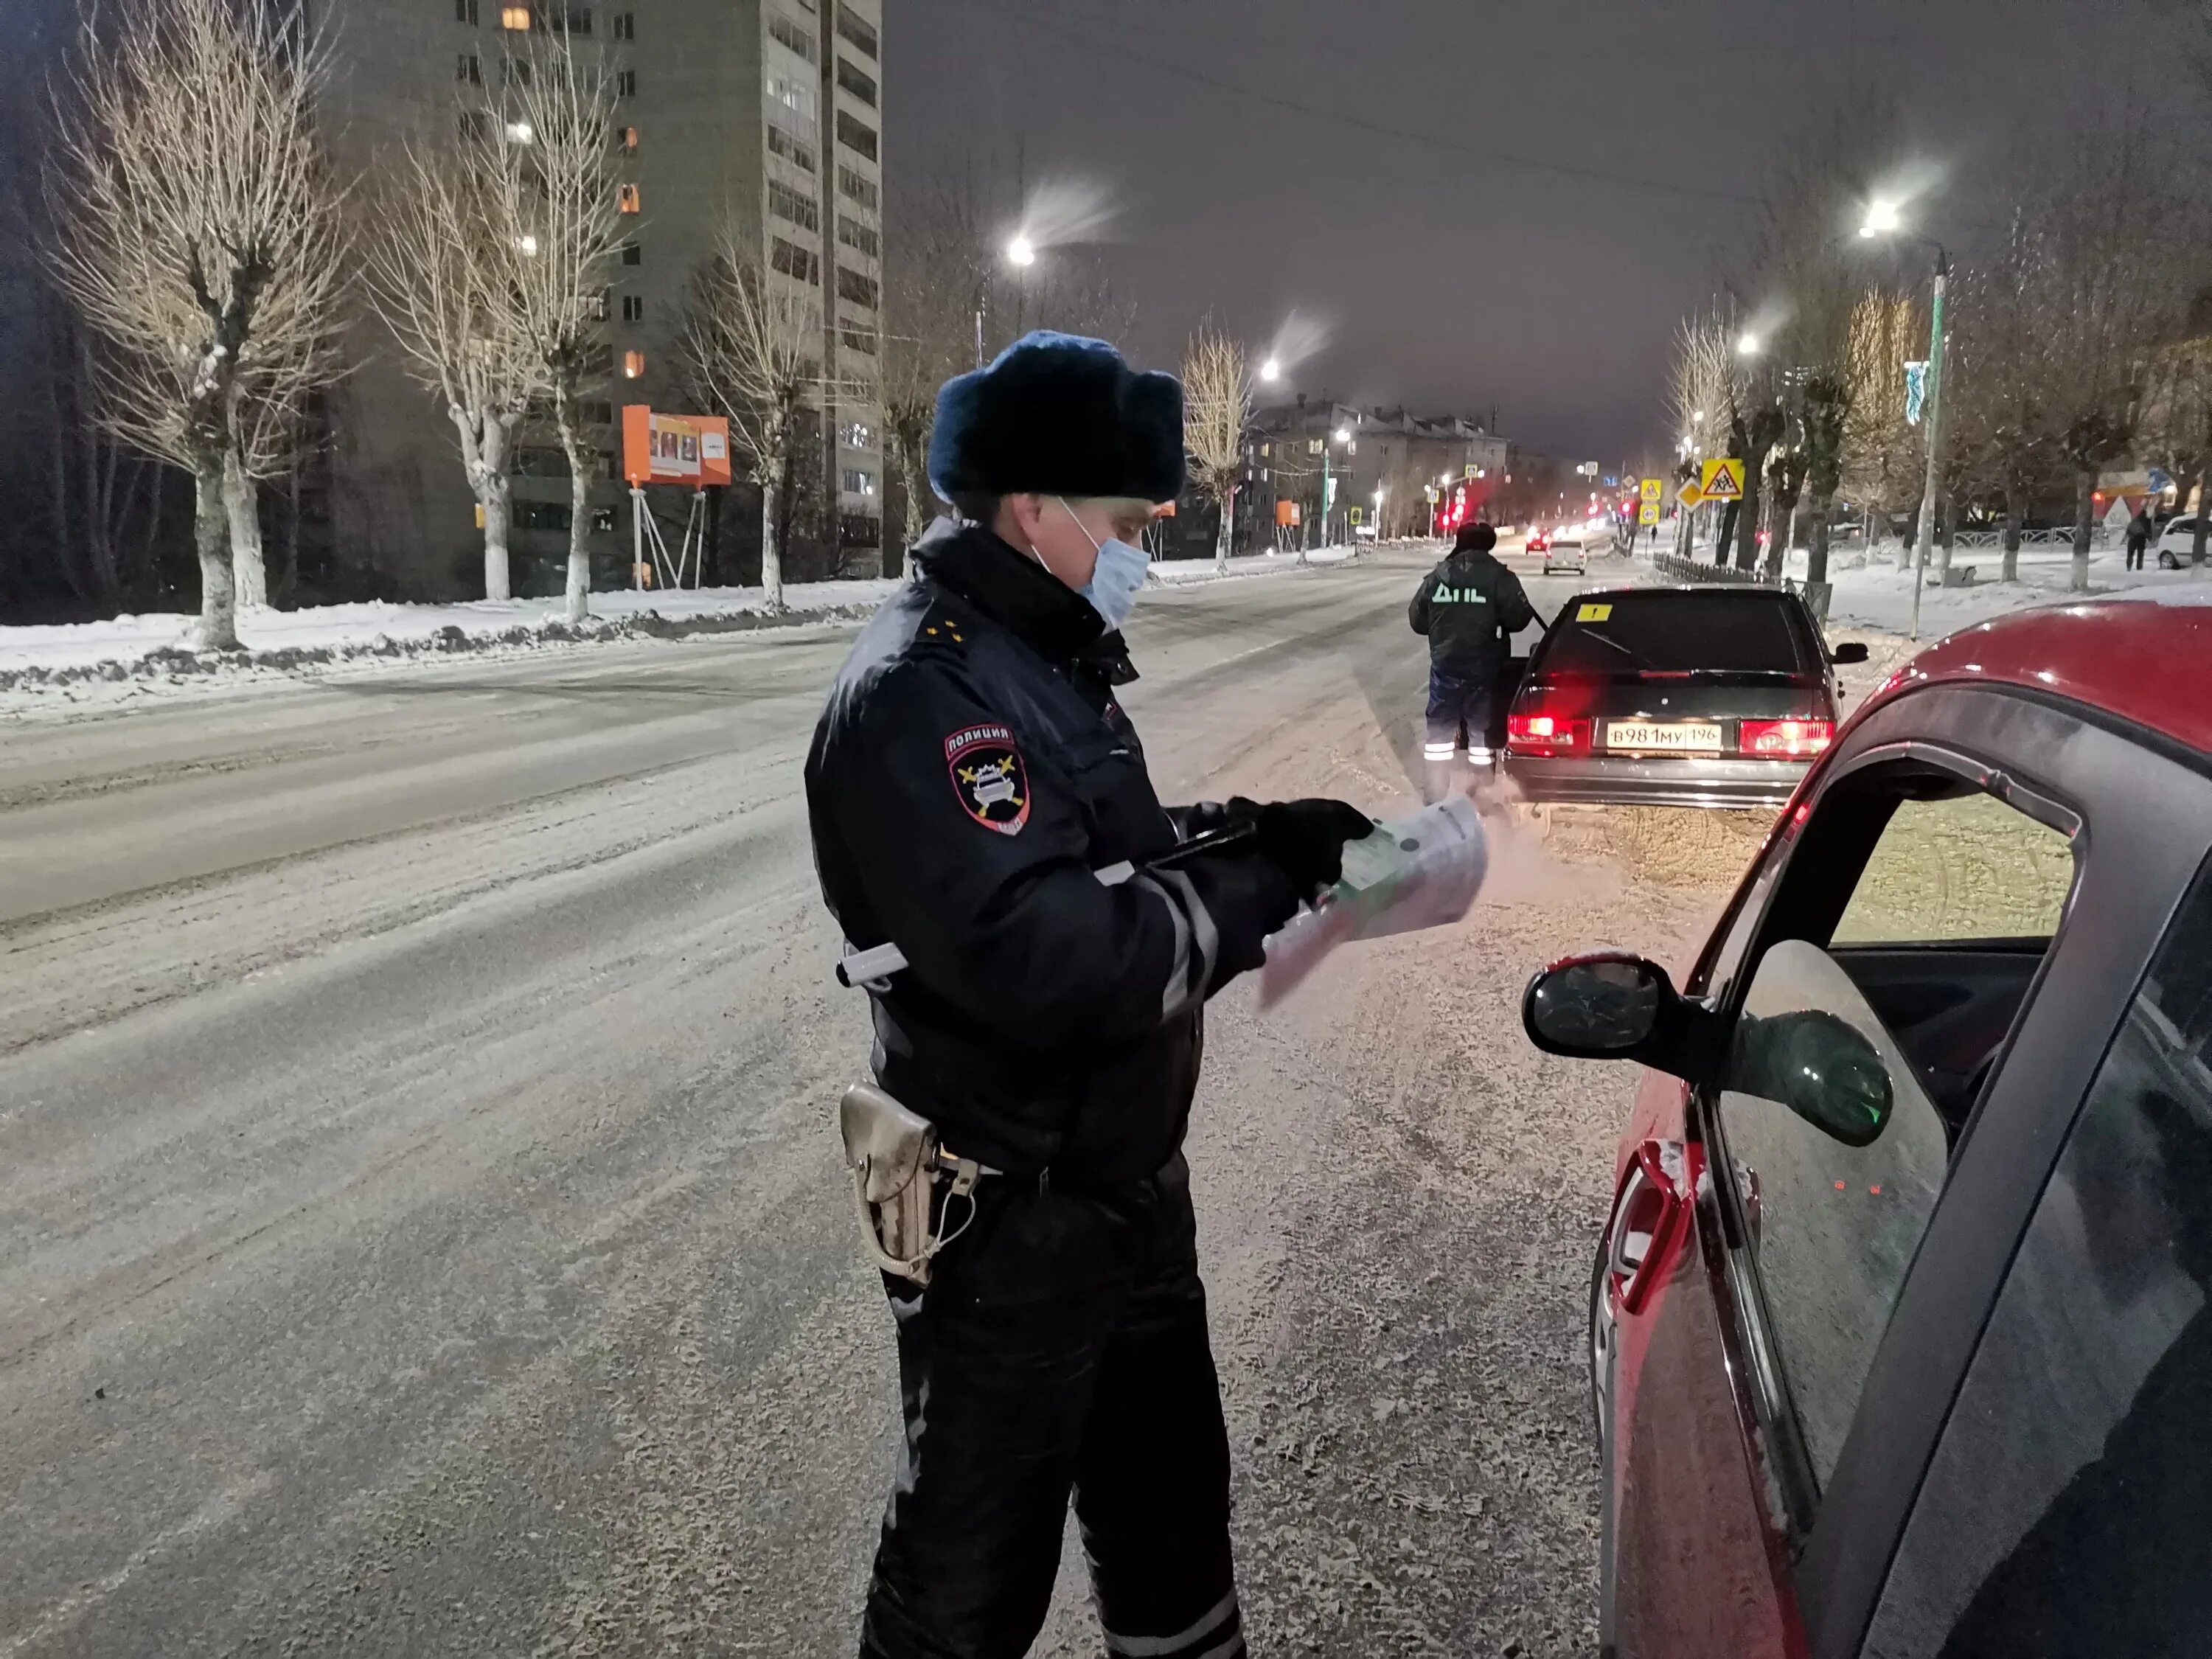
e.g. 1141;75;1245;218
1860;201;1952;639
1005;234;1037;268
1259;357;1281;383
1736;333;1763;357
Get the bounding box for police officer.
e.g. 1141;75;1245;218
1409;521;1536;801
806;330;1372;1659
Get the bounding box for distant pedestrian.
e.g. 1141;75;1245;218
2126;510;2152;571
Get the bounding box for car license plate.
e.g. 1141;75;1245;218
1605;720;1724;753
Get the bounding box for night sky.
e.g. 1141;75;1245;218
888;0;2191;467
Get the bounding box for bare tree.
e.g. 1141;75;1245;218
882;175;988;562
682;226;824;612
1183;325;1249;575
1670;310;1734;557
367;116;543;600
47;0;346;648
506;39;623;622
1943;216;2065;582
2033;121;2179;591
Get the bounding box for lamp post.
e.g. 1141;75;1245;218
975;237;1039;368
1861;201;1950;640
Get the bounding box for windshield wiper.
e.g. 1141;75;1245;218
1574;630;1663;671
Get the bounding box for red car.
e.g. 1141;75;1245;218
1527;530;1551;555
1522;594;2212;1658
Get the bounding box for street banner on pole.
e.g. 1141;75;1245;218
1905;362;1929;427
1699;458;1745;501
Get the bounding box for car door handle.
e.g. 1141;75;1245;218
1604;1140;1697;1318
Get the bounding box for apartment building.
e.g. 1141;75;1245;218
316;0;886;599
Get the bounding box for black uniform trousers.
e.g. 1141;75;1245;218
858;1153;1245;1659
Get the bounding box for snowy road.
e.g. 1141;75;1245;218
0;547;1726;1656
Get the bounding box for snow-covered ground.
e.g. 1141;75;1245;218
0;580;902;678
1666;538;2207;636
0;543;1368;696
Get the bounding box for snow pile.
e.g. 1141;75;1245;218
1807;546;2205;634
0;580;903;682
1152;543;1365;584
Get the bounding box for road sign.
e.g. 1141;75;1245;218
1638;501;1660;526
1349;507;1363;525
1464;462;1479;479
1576;461;1600;476
1699;458;1745;501
1602;474;1618;487
1677;479;1705;509
2149;467;2174;494
1640;478;1663;505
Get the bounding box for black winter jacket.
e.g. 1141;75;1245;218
1409;546;1536;681
805;521;1298;1186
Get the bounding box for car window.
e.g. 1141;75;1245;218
1536;592;1808;676
1718;939;1952;1487
1832;793;2073;945
1864;853;2212;1658
1714;771;2081;1492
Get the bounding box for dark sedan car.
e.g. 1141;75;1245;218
1522;594;2212;1658
1503;586;1868;810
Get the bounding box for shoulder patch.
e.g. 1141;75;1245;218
945;723;1030;835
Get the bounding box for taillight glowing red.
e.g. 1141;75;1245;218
1507;711;1590;757
1740;718;1834;757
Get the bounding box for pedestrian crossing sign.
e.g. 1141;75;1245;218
1640;478;1663;505
1699;458;1746;501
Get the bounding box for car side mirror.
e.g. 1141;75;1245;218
1523;953;1722;1079
1829;641;1871;664
1727;1007;1893;1147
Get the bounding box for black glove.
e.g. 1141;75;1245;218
1180;849;1301;992
1228;796;1375;897
1167;800;1242;839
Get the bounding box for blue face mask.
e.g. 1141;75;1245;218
1055;498;1150;631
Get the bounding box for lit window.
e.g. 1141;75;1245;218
841;467;877;497
619;125;638;150
623;350;645;379
838;421;874;447
501;5;530;28
504;118;534;144
619;183;641;213
515;232;540;257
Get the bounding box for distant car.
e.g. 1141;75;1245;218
1523;594;2212;1658
2155;516;2205;568
1526;530;1551;556
1543;536;1588;575
1503;585;1867;810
